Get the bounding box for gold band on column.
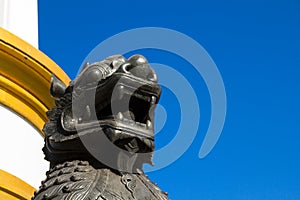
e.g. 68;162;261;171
0;27;70;136
0;28;71;198
0;169;35;200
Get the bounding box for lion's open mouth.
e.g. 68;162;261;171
61;72;160;141
95;82;157;139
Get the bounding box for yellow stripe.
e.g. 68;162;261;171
0;27;70;135
0;169;35;200
0;28;71;197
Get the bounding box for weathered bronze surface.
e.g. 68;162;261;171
32;55;169;200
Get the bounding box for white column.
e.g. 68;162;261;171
0;0;44;188
0;0;38;48
0;106;48;188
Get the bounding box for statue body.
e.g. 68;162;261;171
34;160;168;200
33;55;169;200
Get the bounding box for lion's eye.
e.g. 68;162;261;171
61;105;77;133
76;67;103;88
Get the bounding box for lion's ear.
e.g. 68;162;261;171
50;75;66;99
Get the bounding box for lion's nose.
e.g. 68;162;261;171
123;54;158;83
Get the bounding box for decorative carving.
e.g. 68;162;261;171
33;55;169;200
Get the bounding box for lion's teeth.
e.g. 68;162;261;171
151;96;156;104
123;117;128;122
117;112;123;120
139;122;147;128
146;120;152;129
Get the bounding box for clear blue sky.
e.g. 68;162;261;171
38;0;300;199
